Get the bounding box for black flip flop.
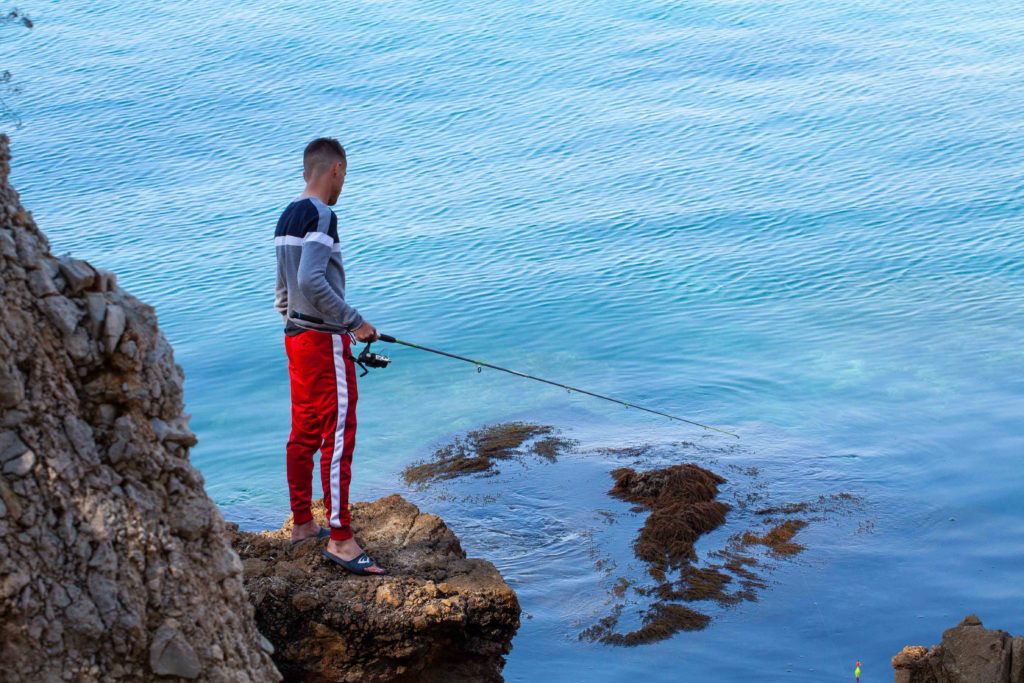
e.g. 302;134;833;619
322;549;388;576
291;527;330;546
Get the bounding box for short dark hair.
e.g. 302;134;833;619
303;137;346;177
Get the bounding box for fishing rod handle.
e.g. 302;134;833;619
377;333;397;343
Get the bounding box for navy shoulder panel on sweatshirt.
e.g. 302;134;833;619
273;196;362;335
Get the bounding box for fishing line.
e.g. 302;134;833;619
355;333;738;439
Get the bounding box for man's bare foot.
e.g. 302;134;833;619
327;537;386;574
291;519;324;542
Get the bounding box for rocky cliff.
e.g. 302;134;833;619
231;495;521;683
0;133;280;681
893;615;1024;683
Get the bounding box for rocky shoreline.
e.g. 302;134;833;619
0;133;281;680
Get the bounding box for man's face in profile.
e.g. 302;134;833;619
328;161;347;205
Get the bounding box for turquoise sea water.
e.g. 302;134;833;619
4;1;1023;680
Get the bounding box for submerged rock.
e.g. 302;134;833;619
892;615;1024;683
230;495;521;682
0;134;280;680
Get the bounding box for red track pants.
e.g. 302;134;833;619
284;329;358;541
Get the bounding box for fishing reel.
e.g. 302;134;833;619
350;341;391;377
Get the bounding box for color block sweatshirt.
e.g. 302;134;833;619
274;194;365;336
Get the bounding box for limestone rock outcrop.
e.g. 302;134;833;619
893;615;1024;683
0;134;280;681
231;495;521;682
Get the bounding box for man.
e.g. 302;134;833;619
274;137;386;575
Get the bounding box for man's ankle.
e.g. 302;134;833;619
292;519;318;536
327;538;357;554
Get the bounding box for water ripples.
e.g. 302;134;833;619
4;1;1024;679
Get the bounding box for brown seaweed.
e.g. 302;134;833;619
583;461;858;645
402;422;578;485
608;464;730;573
741;519;809;555
580;601;711;646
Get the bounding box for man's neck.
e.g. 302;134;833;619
299;184;331;205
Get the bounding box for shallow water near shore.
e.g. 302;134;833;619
5;1;1024;679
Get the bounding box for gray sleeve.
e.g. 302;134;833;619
296;231;364;330
274;257;288;322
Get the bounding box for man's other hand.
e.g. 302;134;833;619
352;320;379;343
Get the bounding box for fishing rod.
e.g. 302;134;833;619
350;332;738;439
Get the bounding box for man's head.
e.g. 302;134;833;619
303;137;347;205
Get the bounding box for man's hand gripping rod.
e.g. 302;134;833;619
359;333;738;439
